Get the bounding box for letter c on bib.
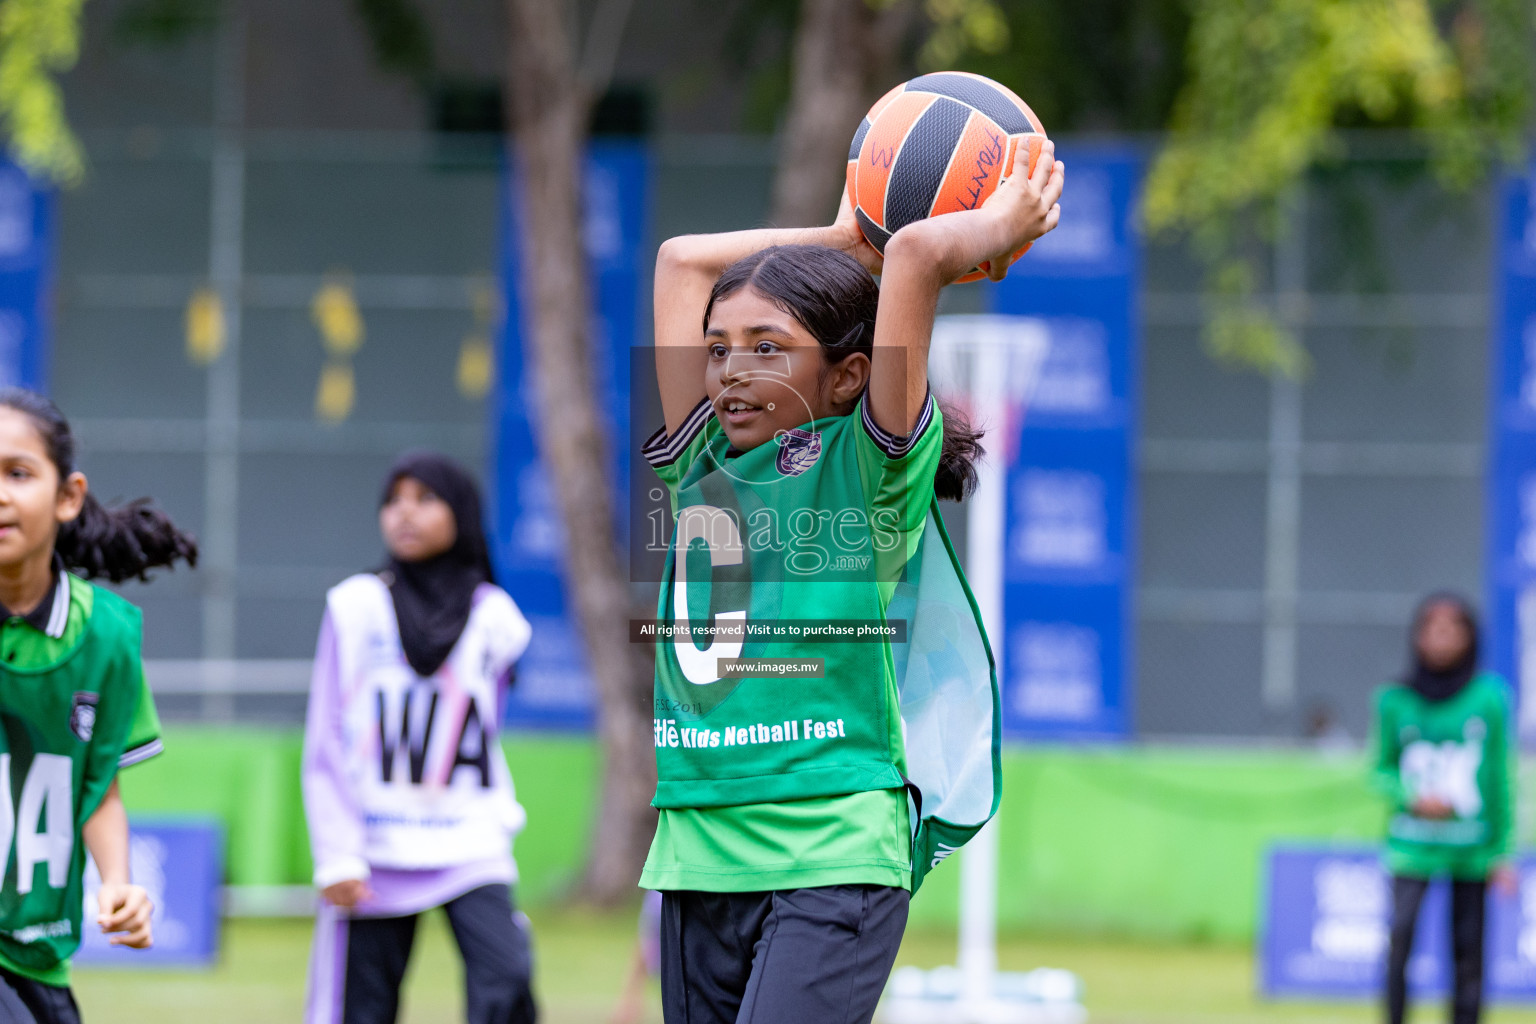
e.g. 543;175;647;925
674;504;745;685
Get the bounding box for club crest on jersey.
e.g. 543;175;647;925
774;428;822;477
70;692;98;742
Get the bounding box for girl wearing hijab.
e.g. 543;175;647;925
302;451;537;1024
1370;593;1516;1024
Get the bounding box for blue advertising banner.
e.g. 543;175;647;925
988;147;1140;740
0;159;52;389
1261;845;1536;999
75;820;222;968
492;143;648;729
1489;162;1536;742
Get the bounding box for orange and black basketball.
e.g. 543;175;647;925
847;72;1047;281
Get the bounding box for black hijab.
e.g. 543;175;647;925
379;451;496;678
1402;591;1479;703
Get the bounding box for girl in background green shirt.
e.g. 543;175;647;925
1370;593;1516;1024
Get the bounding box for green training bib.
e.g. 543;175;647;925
652;413;906;808
646;395;1002;891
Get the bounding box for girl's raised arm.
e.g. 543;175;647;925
653;221;882;434
866;140;1064;438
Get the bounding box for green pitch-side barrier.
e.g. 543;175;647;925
123;729;1529;942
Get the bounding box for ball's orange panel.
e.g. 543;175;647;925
928;112;1008;217
853;90;936;230
865;82;905;124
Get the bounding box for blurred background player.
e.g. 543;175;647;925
640;142;1062;1023
0;388;195;1023
1370;593;1517;1024
302;451;536;1024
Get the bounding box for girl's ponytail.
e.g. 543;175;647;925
58;493;198;583
934;397;985;502
0;388;198;581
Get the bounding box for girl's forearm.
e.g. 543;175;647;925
869;243;944;429
83;779;130;885
658;223;849;284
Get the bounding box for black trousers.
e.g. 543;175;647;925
1385;875;1486;1024
659;885;909;1024
0;967;78;1024
339;884;536;1024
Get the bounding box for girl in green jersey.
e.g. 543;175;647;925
642;143;1063;1023
1371;593;1516;1024
0;390;195;1024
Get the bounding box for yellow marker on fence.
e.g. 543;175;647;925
315;360;355;422
458;334;492;399
311;280;364;356
185;287;225;365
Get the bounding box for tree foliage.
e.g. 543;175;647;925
909;0;1010;70
1143;0;1535;373
0;0;86;185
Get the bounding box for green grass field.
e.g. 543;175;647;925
67;912;1536;1023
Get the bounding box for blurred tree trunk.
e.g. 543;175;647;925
772;0;913;226
504;0;654;906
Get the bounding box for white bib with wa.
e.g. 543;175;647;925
326;573;531;871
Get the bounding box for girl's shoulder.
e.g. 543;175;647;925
68;573;137;631
470;583;532;663
472;582;526;625
324;572;392;622
327;571;388;600
1469;670;1515;704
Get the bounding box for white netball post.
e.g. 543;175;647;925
881;316;1086;1024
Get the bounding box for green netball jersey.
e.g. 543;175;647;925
0;573;161;985
639;393;941;892
1369;673;1514;880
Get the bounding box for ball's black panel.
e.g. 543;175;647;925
855;208;892;254
885;96;970;232
849;118;871;162
905;72;1034;136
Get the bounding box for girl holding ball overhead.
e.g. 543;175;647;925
641;102;1062;1022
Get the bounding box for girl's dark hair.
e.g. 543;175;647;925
704;244;985;501
0;388;198;582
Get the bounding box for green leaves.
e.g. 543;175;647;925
918;0;1011;69
0;0;86;185
1144;0;1533;374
